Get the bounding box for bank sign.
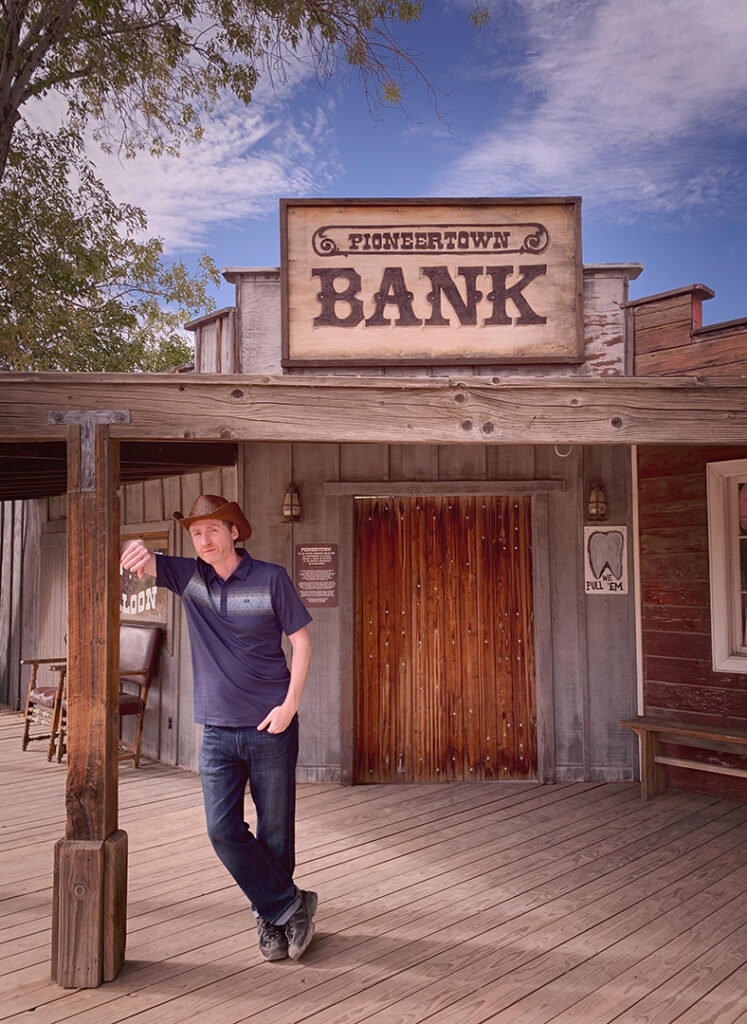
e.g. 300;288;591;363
281;198;583;366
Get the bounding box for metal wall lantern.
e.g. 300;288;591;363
282;483;302;522
587;481;608;520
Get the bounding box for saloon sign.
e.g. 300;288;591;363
281;198;583;365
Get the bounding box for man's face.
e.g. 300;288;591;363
188;518;239;566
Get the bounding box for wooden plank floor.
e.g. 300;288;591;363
2;705;746;1024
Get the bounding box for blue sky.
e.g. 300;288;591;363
94;0;747;326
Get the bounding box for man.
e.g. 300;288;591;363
120;493;316;962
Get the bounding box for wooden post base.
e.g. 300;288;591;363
51;830;128;988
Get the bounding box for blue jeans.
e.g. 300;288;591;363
198;717;302;925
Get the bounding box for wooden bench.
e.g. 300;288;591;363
620;716;747;800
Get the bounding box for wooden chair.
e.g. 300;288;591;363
115;623;163;768
20;658;67;761
55;623;164;768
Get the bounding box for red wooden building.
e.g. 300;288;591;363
630;284;747;801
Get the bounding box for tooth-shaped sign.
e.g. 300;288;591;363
588;530;624;580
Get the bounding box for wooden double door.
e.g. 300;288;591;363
354;495;537;783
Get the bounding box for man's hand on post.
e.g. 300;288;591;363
120;539;156;580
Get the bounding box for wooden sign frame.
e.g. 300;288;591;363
280;197;584;367
120;528;170;629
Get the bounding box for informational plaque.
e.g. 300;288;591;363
295;544;339;608
281;197;583;366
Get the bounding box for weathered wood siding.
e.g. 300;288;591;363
632;284;747;800
0;500;29;707
637;445;747;800
37;527;67;659
631;284;747;376
243;441;636;784
187;307;238;374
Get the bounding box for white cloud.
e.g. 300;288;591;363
92;95;339;250
440;0;747;216
89;39;341;251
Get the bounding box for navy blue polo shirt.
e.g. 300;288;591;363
155;551;312;727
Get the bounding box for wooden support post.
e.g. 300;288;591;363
51;420;126;988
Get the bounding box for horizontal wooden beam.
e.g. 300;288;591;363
2;373;747;445
324;479;566;496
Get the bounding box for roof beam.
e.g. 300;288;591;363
2;373;747;445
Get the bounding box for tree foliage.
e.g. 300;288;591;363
0;121;219;370
0;1;487;372
0;2;432;181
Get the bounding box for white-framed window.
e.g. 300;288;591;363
707;459;747;673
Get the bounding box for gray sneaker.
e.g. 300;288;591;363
256;916;288;961
284;890;318;961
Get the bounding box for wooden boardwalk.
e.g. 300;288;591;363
2;705;746;1024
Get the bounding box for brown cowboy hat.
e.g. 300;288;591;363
173;494;252;541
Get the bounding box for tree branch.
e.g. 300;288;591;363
8;0;78;109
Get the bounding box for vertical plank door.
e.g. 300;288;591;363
354;496;537;783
